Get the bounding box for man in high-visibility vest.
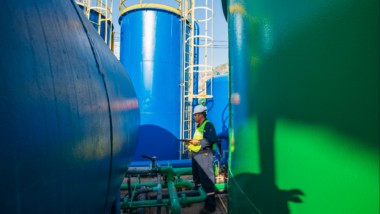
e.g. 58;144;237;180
186;105;218;214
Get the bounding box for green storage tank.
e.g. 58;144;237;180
225;0;379;213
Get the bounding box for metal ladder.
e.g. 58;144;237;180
180;0;214;155
76;0;114;51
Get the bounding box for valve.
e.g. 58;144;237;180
141;155;160;177
141;155;156;165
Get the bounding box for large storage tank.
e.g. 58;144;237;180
0;0;140;213
206;74;229;161
226;0;379;213
119;4;181;161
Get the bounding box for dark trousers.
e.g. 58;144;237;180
192;152;216;211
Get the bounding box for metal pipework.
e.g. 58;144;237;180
126;167;152;174
157;174;162;214
121;166;205;214
125;166;192;176
120;180;194;191
121;188;228;202
121;186;207;210
160;167;181;214
137;185;147;214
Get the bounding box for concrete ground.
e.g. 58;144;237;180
120;175;228;214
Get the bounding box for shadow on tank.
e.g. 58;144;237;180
133;124;179;161
230;173;304;214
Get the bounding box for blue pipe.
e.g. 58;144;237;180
192;21;200;136
129;158;221;168
130;159;192;168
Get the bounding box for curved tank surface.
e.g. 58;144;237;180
206;74;229;159
0;0;140;213
119;4;181;161
226;0;379;213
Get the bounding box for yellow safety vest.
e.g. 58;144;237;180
187;120;211;153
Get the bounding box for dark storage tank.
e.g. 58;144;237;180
119;4;181;161
0;0;140;213
225;0;379;213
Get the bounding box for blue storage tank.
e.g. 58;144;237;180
77;3;113;45
0;0;139;213
119;4;181;161
206;74;229;161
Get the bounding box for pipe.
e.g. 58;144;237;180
156;174;162;214
215;183;228;190
181;180;194;190
137;185;147;214
132;187;154;201
127;175;132;198
160;167;181;214
130;159;192;168
126;167;192;176
130;189;227;201
122;181;225;193
192;21;200;135
122;186;207;208
127;167;151;174
121;179;194;191
173;167;192;176
121;182;166;190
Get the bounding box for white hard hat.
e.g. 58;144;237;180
193;105;207;115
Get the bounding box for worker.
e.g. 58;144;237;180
186;105;218;214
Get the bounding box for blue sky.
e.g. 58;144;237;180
111;0;229;68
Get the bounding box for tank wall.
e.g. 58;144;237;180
206;75;229;139
206;74;229;161
119;8;181;161
227;0;379;213
0;1;139;213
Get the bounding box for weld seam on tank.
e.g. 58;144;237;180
70;1;114;213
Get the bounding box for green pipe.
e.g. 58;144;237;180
173;167;192;176
120;182;166;190
121;186;207;209
181;180;194;190
129;174;140;208
121;179;194;191
215;183;228;190
161;167;181;214
121;167;193;191
179;186;207;205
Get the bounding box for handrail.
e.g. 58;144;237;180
75;0;114;52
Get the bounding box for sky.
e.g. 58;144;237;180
111;0;229;68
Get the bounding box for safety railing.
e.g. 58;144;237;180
76;0;114;51
180;0;214;152
112;32;120;60
119;0;144;14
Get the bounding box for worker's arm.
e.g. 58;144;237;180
199;122;218;149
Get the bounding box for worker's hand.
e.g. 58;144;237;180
185;142;190;147
191;139;199;145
